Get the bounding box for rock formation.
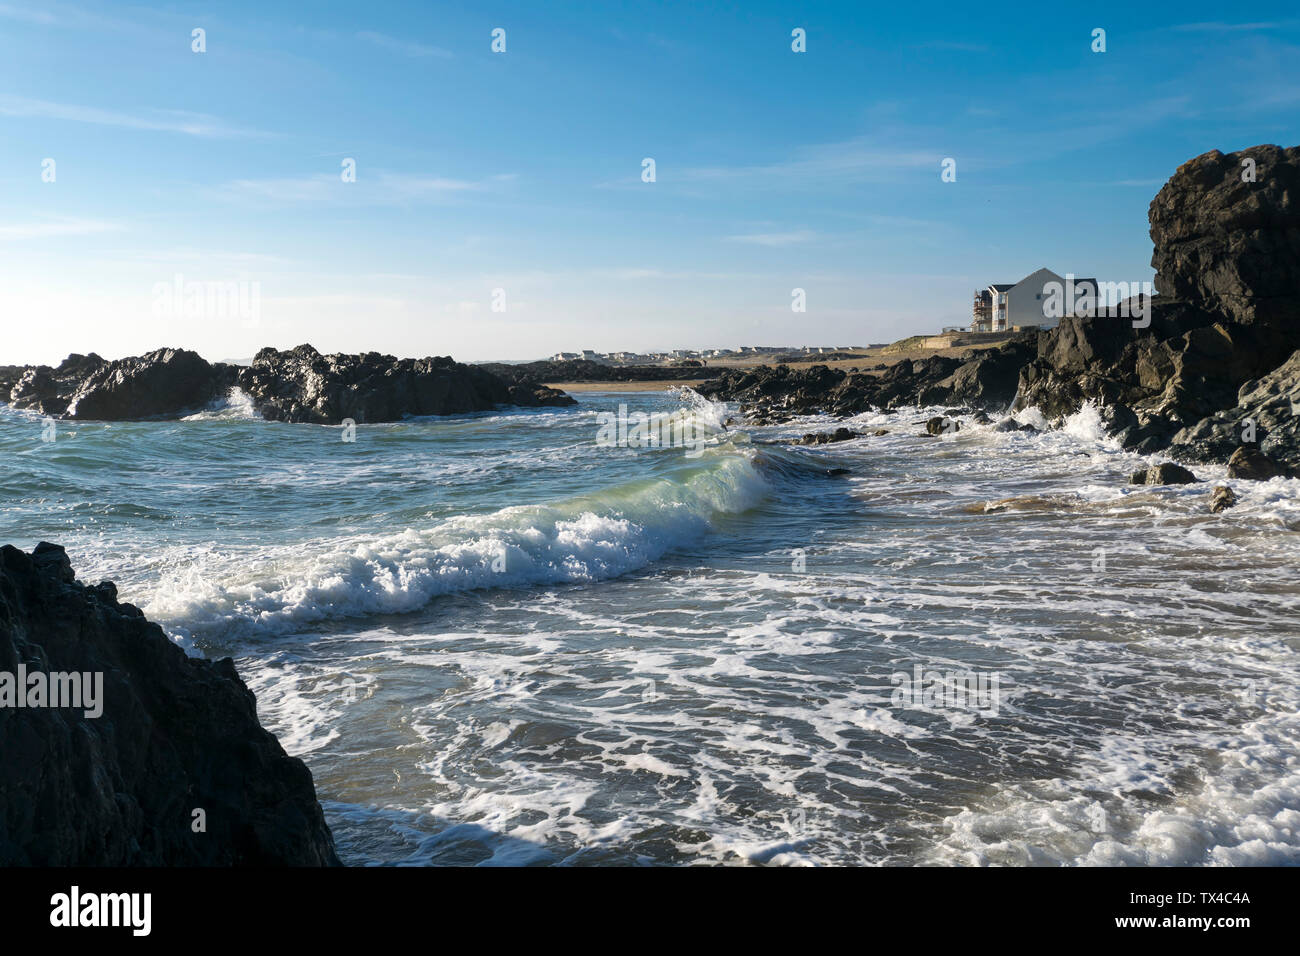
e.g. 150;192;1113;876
0;543;340;866
235;344;574;424
697;336;1035;419
700;144;1300;477
3;344;575;423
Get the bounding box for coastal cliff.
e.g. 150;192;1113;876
0;543;340;865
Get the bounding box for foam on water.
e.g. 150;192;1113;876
4;390;1299;866
181;387;259;421
144;442;769;645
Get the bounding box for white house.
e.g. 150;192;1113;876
971;268;1098;332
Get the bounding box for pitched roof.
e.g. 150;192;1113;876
988;283;1014;292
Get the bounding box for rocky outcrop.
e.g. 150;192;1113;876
3;344;575;423
67;348;237;421
0;543;340;865
1149;144;1300;328
698;144;1300;475
1013;144;1300;471
235;344;573;424
8;353;113;418
697;337;1034;419
1167;348;1300;471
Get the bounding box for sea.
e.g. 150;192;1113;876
2;387;1298;865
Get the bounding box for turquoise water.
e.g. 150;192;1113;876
3;389;1299;865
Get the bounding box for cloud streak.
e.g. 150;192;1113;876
216;170;497;205
726;230;816;246
0;218;123;241
357;31;453;58
0;94;266;138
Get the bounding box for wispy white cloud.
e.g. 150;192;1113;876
0;3;55;24
0;217;122;241
217;170;495;205
682;138;945;188
357;30;453;58
0;94;266;138
726;230;816;246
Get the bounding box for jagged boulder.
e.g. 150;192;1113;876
1129;462;1199;485
3;345;575;423
936;338;1035;409
66;348;236;420
1168;348;1300;470
1149;144;1300;327
7;353;109;417
236;344;574;424
0;543;340;865
1226;446;1296;481
1209;485;1238;513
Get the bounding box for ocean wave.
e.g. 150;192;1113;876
145;444;768;644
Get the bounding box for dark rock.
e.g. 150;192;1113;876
872;428;890;436
66;348;236;420
1129;462;1199;485
1014;143;1300;470
1225;446;1295;480
697;342;1033;417
237;344;575;424
792;427;858;445
1169;348;1300;470
0;543;340;865
5;345;575;423
694;145;1300;470
993;418;1038;433
1149;144;1300;328
926;416;959;436
1209;485;1238;513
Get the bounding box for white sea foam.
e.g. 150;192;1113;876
181;386;259;421
144;446;768;642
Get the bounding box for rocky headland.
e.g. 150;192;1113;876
2;343;576;424
701;144;1300;479
0;543;340;865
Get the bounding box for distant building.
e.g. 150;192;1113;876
971;269;1098;332
551;352;580;361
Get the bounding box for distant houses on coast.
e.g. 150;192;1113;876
550;345;870;365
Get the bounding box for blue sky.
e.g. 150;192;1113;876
2;1;1298;365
